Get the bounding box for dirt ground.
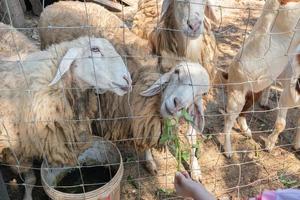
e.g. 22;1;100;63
1;0;300;200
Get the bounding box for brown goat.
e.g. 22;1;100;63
279;0;300;5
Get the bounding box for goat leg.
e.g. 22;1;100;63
265;88;290;151
237;116;252;138
294;117;300;150
259;87;271;110
23;169;36;200
237;91;263;138
223;89;246;158
144;149;158;175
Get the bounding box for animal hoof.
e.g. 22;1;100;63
145;160;158;175
242;128;252;138
191;170;202;182
264;140;275;152
223;144;233;158
224;151;233;158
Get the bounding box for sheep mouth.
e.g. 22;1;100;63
185;31;201;39
184;27;202;39
112;82;132;92
164;104;190;117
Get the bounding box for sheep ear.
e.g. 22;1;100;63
49;48;81;86
188;98;205;133
161;0;171;17
140;71;173;97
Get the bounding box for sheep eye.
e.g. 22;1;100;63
174;69;180;75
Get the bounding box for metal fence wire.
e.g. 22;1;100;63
0;0;299;199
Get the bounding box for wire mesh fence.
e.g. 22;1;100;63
0;0;299;199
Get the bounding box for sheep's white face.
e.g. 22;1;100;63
160;63;209;117
50;38;132;95
74;38;132;96
163;0;207;38
140;62;210;132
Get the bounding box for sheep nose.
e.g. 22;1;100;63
173;97;184;110
112;82;131;92
165;97;184;115
187;19;201;32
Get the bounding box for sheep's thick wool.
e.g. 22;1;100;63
0;22;38;60
39;1;151;55
0;38;98;166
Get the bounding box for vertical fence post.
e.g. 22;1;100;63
0;170;10;200
28;0;43;16
0;0;25;27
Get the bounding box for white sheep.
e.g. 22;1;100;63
38;1;210;180
132;0;218;81
131;0;218;180
0;22;38;61
95;56;210;176
0;36;131;200
264;44;300;151
222;0;300;158
38;1;150;54
131;0;218;41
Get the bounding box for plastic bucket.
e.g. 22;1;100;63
41;137;123;200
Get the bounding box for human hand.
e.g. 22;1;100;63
174;171;215;200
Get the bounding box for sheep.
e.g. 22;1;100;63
38;1;151;54
38;1;210;180
131;0;218;81
264;44;300;151
222;0;300;158
130;0;163;40
131;0;218;41
0;36;131;200
131;0;219;180
95;55;210;177
0;22;38;61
